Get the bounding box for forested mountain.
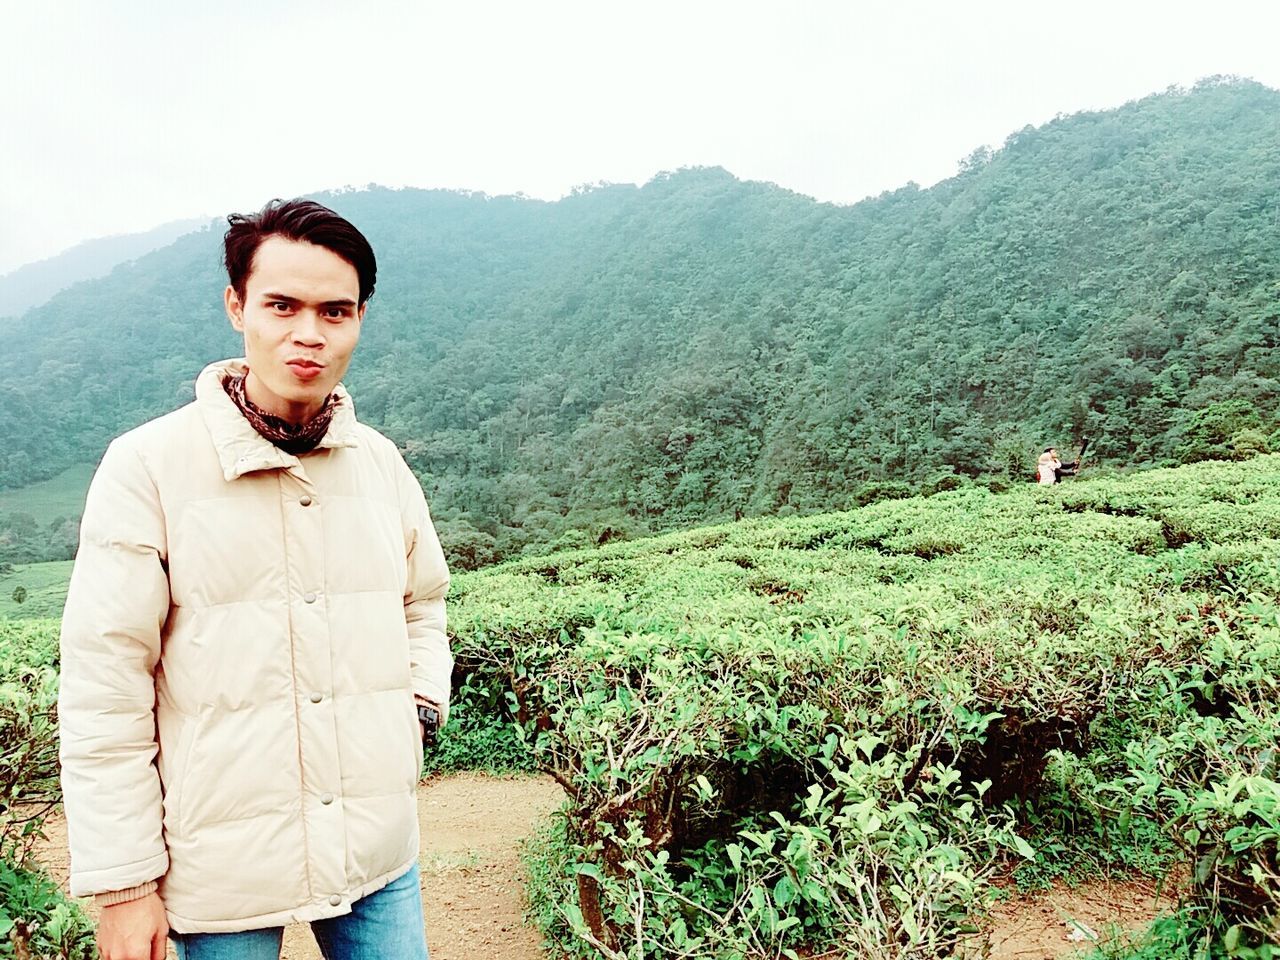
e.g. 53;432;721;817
0;218;211;318
1;78;1277;565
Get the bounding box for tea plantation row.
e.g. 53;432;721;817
443;456;1280;958
3;456;1279;957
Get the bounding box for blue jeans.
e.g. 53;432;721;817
171;864;428;959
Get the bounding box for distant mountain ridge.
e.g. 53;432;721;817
0;218;212;317
1;78;1277;566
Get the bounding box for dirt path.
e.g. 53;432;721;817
389;774;563;960
35;773;564;960
34;773;1176;958
977;875;1179;959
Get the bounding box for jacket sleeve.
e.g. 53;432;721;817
395;455;453;723
58;438;171;897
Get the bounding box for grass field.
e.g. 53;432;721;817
0;560;74;619
0;463;94;525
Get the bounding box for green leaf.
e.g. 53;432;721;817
726;843;743;871
1010;834;1037;860
571;862;604;882
803;783;823;817
774;875;797;908
1224;924;1242;954
695;773;714;799
670;917;688;946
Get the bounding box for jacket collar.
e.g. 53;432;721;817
196;358;361;482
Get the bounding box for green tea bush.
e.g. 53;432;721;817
8;458;1280;957
1;620;61;850
1101;598;1280;954
1011;750;1175;890
848;480;914;508
421;679;537;775
0;619;97;960
0;858;96;960
522;811;582;957
501;627;1029;957
447;455;1280;957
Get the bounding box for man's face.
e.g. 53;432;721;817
224;235;365;424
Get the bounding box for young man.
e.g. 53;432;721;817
57;199;450;960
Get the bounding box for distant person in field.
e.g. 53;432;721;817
1037;446;1078;485
58;199;451;960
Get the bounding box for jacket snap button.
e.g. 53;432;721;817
304;592;317;604
329;894;341;906
309;692;323;704
299;496;313;507
321;793;334;805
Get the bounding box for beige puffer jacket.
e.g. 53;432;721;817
58;358;451;933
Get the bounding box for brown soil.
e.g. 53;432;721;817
33;775;1179;959
968;874;1182;959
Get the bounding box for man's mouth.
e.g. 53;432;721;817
287;359;325;381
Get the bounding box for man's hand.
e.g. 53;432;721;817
97;892;168;960
415;696;442;746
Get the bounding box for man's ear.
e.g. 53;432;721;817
357;301;368;323
225;285;245;332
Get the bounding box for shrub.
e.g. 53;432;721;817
849;480;914;508
422;681;536;775
1231;428;1271;460
0;858;97;960
441;457;1280;956
1;622;61;855
0;620;96;960
1109;617;1280;953
501;624;1067;956
509;632;1029;960
522;811;584;958
10;459;1280;957
922;471;968;496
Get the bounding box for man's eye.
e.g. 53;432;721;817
270;302;291;312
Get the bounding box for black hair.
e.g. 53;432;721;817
223;199;377;306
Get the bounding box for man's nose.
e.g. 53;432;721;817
292;311;326;346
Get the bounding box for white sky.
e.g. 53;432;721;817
2;0;1278;274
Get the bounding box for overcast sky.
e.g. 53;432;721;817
2;0;1278;274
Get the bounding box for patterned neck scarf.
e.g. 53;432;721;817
223;373;339;455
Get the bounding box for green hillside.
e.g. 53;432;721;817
0;217;211;318
0;464;88;566
0;464;92;525
2;78;1278;567
0;560;73;620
